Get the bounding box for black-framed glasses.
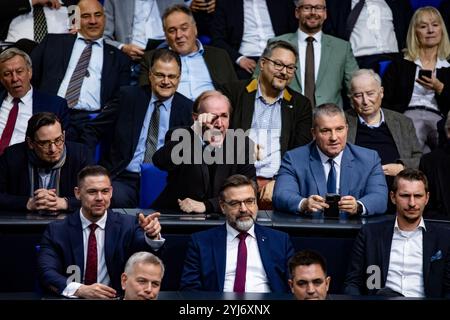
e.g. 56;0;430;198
33;134;64;149
223;198;257;210
263;57;297;73
298;5;326;13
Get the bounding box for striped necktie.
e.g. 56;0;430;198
143;101;163;163
65;40;93;108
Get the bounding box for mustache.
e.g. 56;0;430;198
274;73;289;80
237;213;255;221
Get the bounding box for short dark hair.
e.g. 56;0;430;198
77;165;111;186
162;4;195;29
219;174;257;201
312;103;347;129
392;168;429;193
26;112;61;140
193;90;233;115
262;40;298;63
288;250;328;277
150;48;182;73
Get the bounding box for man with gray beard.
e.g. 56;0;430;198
180;174;294;293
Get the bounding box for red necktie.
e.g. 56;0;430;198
233;232;248;293
84;223;98;285
0;98;20;155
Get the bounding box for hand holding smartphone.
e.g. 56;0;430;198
418;69;432;80
323;193;341;218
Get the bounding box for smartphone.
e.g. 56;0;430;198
418;69;432;80
324;193;341;218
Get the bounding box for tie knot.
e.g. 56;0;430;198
328;158;335;166
82;39;93;46
155;101;163;109
12;98;21;105
237;232;248;241
89;223;98;232
306;36;315;43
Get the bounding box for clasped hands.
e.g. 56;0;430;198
301;195;359;215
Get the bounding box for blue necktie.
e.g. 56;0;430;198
327;158;336;193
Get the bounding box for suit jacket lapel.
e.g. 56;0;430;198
380;222;394;284
255;225;271;283
280;90;294;155
291;31;302;92
242;80;258;130
131;89;152;154
62;35;77;73
68;213;85;276
214;225;228;291
316;35;331;88
310;144;327;196
339;145;354;196
104;210;121;275
383;109;405;157
422;225;436;288
101;41;114;107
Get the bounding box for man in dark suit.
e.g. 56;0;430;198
0;112;90;213
323;0;413;70
80;48;193;208
211;0;297;79
220;40;312;208
30;0;130;140
139;4;237;100
0;47;69;154
344;169;450;298
38;165;164;299
273;103;387;216
152;90;255;214
180;174;294;292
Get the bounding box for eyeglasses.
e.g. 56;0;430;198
263;57;297;74
298;5;326;13
151;71;180;81
223;198;256;210
33;134;64;149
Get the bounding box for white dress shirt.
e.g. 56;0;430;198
57;34;104;111
385;217;426;297
0;87;33;147
6;0;69;43
223;223;270;293
297;30;322;94
131;0;165;48
238;0;275;59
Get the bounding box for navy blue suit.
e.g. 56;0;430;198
0;141;91;212
30;33;131;109
273;142;388;215
0;89;70;132
344;220;450;298
180;224;294;292
38;210;159;295
80;86;193;178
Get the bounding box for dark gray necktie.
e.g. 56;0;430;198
144;102;162;163
33;5;48;42
305;36;316;108
345;0;365;40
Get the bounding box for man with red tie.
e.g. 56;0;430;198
38;165;165;299
180;174;294;293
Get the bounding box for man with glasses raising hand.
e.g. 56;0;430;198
180;174;294;293
0;112;91;213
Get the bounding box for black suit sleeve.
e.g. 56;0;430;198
292;95;313;149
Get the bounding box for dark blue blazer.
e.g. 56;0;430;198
344;220;450;298
30;33;131;109
80;86;193;178
180;224;294;293
0;141;91;212
38;209;157;295
273;142;388;215
0;89;70;131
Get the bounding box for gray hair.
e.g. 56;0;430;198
0;47;32;69
349;68;382;96
124;252;165;278
313;103;346;129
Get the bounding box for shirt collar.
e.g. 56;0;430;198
413;57;450;69
316;146;344;167
357;109;385;128
150;94;174;112
394;216;426;232
79;209;107;230
6;86;33;104
226;222;256;241
76;33;104;47
255;82;284;105
298;29;322;43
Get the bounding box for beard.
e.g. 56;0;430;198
235;215;256;232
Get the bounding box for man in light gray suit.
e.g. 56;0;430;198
103;0;183;61
266;0;358;108
346;69;422;213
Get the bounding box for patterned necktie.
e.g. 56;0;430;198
305;36;316;108
65;40;93;108
144;102;162;163
327;158;337;194
233;232;248;293
345;0;365;40
0;98;20;155
84;223;98;285
33;5;48;43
